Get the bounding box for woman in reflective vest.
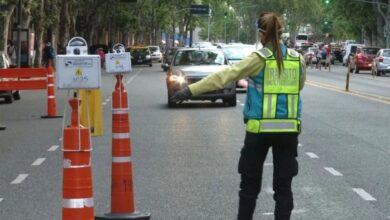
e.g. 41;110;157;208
170;12;306;220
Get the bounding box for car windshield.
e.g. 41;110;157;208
382;50;390;57
149;47;159;52
174;50;225;66
363;48;379;55
130;48;150;55
222;47;255;60
296;35;308;41
308;47;317;53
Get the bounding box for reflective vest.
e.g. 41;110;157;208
245;47;301;133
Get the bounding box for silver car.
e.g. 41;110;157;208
371;49;390;76
166;48;236;107
221;44;256;92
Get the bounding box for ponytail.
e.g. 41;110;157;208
258;12;284;74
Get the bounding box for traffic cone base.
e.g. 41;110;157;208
95;211;151;220
41;115;63;119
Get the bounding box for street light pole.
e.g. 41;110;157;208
224;18;227;43
207;9;211;41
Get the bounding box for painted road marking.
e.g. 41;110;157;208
262;209;306;216
306;80;390;105
264;162;273;166
102;102;107;105
125;69;142;86
0;198;3;203
48;145;59;151
59;137;63;141
240;103;244;106
306;152;319;159
32;158;46;166
11;174;28;184
352;188;376;201
298;143;303;147
324;167;343;176
105;99;110;102
264;187;274;194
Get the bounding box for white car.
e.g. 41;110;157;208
148;46;162;63
371;48;390;76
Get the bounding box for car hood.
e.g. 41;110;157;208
174;65;227;77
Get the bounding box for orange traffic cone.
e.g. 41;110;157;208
62;97;94;220
96;74;150;219
41;59;62;118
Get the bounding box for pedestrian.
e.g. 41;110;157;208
7;40;17;65
170;11;306;220
43;42;55;68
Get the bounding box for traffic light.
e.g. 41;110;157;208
224;12;227;19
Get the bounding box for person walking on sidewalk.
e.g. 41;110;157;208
170;11;306;220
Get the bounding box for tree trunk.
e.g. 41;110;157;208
1;6;16;51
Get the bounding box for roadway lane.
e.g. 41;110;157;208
0;62;389;219
307;63;390;99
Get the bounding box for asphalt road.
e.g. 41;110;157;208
0;61;389;219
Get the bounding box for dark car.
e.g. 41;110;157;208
126;46;152;67
0;51;20;103
161;47;178;71
166;48;236;107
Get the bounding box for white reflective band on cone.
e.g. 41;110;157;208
112;108;129;114
48;96;55;99
62;198;94;208
63;159;91;168
47;84;54;87
47;74;53;78
112;133;130;139
112;156;131;163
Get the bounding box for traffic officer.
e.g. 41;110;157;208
170;11;306;220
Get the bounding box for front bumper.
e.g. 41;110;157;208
167;79;236;101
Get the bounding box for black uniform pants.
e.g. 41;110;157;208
237;132;299;220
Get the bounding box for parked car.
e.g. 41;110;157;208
350;46;380;73
304;47;318;65
166;48;236;107
0;51;20;103
343;43;365;66
330;43;343;63
148;45;162;63
221;44;256;91
161;47;178;71
371;48;390;76
126;46;152;67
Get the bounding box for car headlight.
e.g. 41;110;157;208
146;55;151;59
169;75;186;84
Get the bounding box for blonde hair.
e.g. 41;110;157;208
258;12;284;73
